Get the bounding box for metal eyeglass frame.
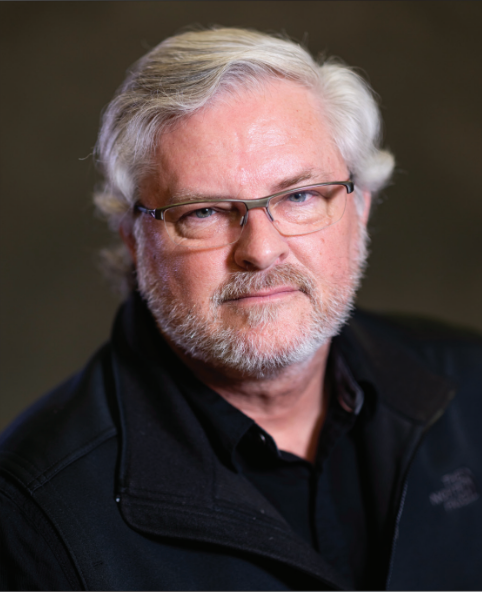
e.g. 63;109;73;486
135;181;354;231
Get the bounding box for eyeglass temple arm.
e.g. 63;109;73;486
135;204;164;220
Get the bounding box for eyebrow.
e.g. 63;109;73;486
271;169;326;192
165;168;330;205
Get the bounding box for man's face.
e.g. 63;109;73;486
130;79;370;377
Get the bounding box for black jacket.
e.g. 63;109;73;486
1;296;481;590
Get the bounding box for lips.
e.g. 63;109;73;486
228;286;299;302
213;264;316;307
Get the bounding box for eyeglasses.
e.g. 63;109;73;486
135;181;354;249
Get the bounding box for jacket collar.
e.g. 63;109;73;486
110;294;455;589
335;310;456;424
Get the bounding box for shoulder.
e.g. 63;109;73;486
0;344;120;590
349;309;482;383
0;343;118;492
352;308;482;344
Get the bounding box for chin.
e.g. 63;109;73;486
145;288;352;379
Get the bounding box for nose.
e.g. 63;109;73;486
232;206;290;271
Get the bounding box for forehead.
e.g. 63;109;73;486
153;79;346;201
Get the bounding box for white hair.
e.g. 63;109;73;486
94;27;394;294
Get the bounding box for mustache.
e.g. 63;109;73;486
212;264;317;305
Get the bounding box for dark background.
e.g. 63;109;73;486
1;1;481;431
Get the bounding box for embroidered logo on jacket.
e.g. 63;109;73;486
429;467;479;511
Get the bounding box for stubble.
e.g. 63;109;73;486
136;223;368;378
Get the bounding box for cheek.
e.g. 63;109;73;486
152;245;230;304
289;218;361;281
324;209;363;263
294;227;352;264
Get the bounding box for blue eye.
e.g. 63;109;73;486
194;208;215;218
288;192;309;203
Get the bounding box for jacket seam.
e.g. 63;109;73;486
32;479;93;589
386;480;408;589
0;428;117;492
29;428;117;491
0;487;82;590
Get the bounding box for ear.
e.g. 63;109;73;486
360;190;372;226
119;215;138;265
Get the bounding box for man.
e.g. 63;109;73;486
0;28;480;591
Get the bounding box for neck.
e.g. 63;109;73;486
171;340;331;463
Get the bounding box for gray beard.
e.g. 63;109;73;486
136;224;368;379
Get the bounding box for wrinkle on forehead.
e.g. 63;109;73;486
163;80;325;149
225;95;324;154
152;79;344;203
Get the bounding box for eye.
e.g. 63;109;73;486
287;191;312;203
192;207;215;219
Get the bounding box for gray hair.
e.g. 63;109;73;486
94;27;394;295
